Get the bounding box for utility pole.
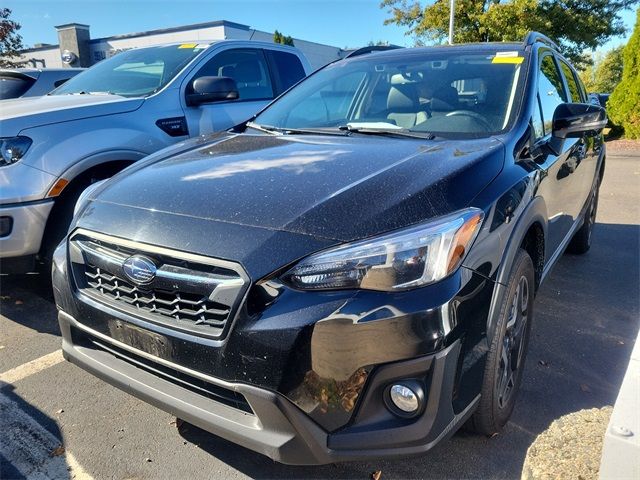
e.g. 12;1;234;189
448;0;455;44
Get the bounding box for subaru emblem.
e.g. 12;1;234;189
122;255;157;285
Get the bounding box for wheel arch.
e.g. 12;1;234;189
485;196;548;342
39;151;145;260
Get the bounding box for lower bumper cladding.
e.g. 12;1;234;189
59;310;477;465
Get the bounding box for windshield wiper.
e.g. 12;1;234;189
64;91;116;96
245;122;348;136
245;121;283;135
339;122;436;140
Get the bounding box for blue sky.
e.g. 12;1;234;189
5;0;637;51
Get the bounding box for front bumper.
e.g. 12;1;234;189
53;228;496;464
59;310;476;465
0;199;54;263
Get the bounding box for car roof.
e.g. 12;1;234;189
346;42;526;62
0;68;84;74
127;39;300;52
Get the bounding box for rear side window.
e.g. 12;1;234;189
538;54;567;135
0;76;34;99
267;50;306;94
194;48;274;101
558;60;582;103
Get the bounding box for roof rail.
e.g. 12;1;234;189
344;45;402;59
523;32;560;51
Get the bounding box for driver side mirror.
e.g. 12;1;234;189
552;103;607;139
186;76;239;106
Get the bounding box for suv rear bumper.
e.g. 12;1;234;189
59;310;478;465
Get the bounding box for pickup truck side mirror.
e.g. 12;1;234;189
186;76;239;106
552;103;607;140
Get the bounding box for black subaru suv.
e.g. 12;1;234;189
53;32;606;464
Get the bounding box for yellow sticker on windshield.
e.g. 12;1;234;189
492;56;524;64
178;43;197;49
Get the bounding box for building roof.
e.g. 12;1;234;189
88;20;250;44
54;23;90;30
19;19;253;53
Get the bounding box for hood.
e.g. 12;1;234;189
0;94;144;135
90;132;504;243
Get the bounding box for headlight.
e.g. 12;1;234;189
282;208;484;292
0;136;32;166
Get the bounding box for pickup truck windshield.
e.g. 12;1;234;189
254;50;525;137
52;44;207;97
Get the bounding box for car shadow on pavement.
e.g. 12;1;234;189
0;274;59;337
0;384;72;479
177;222;640;479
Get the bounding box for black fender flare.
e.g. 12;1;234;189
485;195;548;342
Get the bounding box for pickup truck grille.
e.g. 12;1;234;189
69;230;249;339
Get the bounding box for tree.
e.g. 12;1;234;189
380;0;638;67
273;30;295;47
0;8;25;68
608;8;640;138
579;46;624;93
368;40;391;46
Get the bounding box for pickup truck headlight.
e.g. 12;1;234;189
282;208;484;292
0;136;32;166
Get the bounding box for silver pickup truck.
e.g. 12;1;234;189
0;40;311;273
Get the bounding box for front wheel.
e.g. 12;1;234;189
468;249;535;435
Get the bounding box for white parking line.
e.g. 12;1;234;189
0;349;93;479
0;350;64;385
0;391;94;480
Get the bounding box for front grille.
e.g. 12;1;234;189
69;230;249;338
84;265;230;328
71;326;253;414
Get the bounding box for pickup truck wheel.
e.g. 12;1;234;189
469;249;534;435
567;188;599;255
38;181;92;275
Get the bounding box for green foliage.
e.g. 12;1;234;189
608;9;640;139
273;30;295;47
0;8;25;68
380;0;638;67
579;47;624;93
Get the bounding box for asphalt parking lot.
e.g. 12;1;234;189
1;147;639;480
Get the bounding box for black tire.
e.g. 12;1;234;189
567;187;599;255
468;248;535;435
38;180;92;270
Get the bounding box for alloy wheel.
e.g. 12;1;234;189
497;275;529;409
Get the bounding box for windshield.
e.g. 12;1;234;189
52;43;207;97
254;50;525;138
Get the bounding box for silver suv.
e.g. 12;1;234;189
0;40;311;273
0;68;84;99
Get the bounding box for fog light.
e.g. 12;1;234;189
387;381;424;417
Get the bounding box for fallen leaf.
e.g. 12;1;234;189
56;409;64;414
15;300;23;305
617;340;625;345
580;384;592;393
50;445;65;457
0;295;9;300
371;471;382;480
490;432;499;438
145;457;152;463
538;360;550;367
